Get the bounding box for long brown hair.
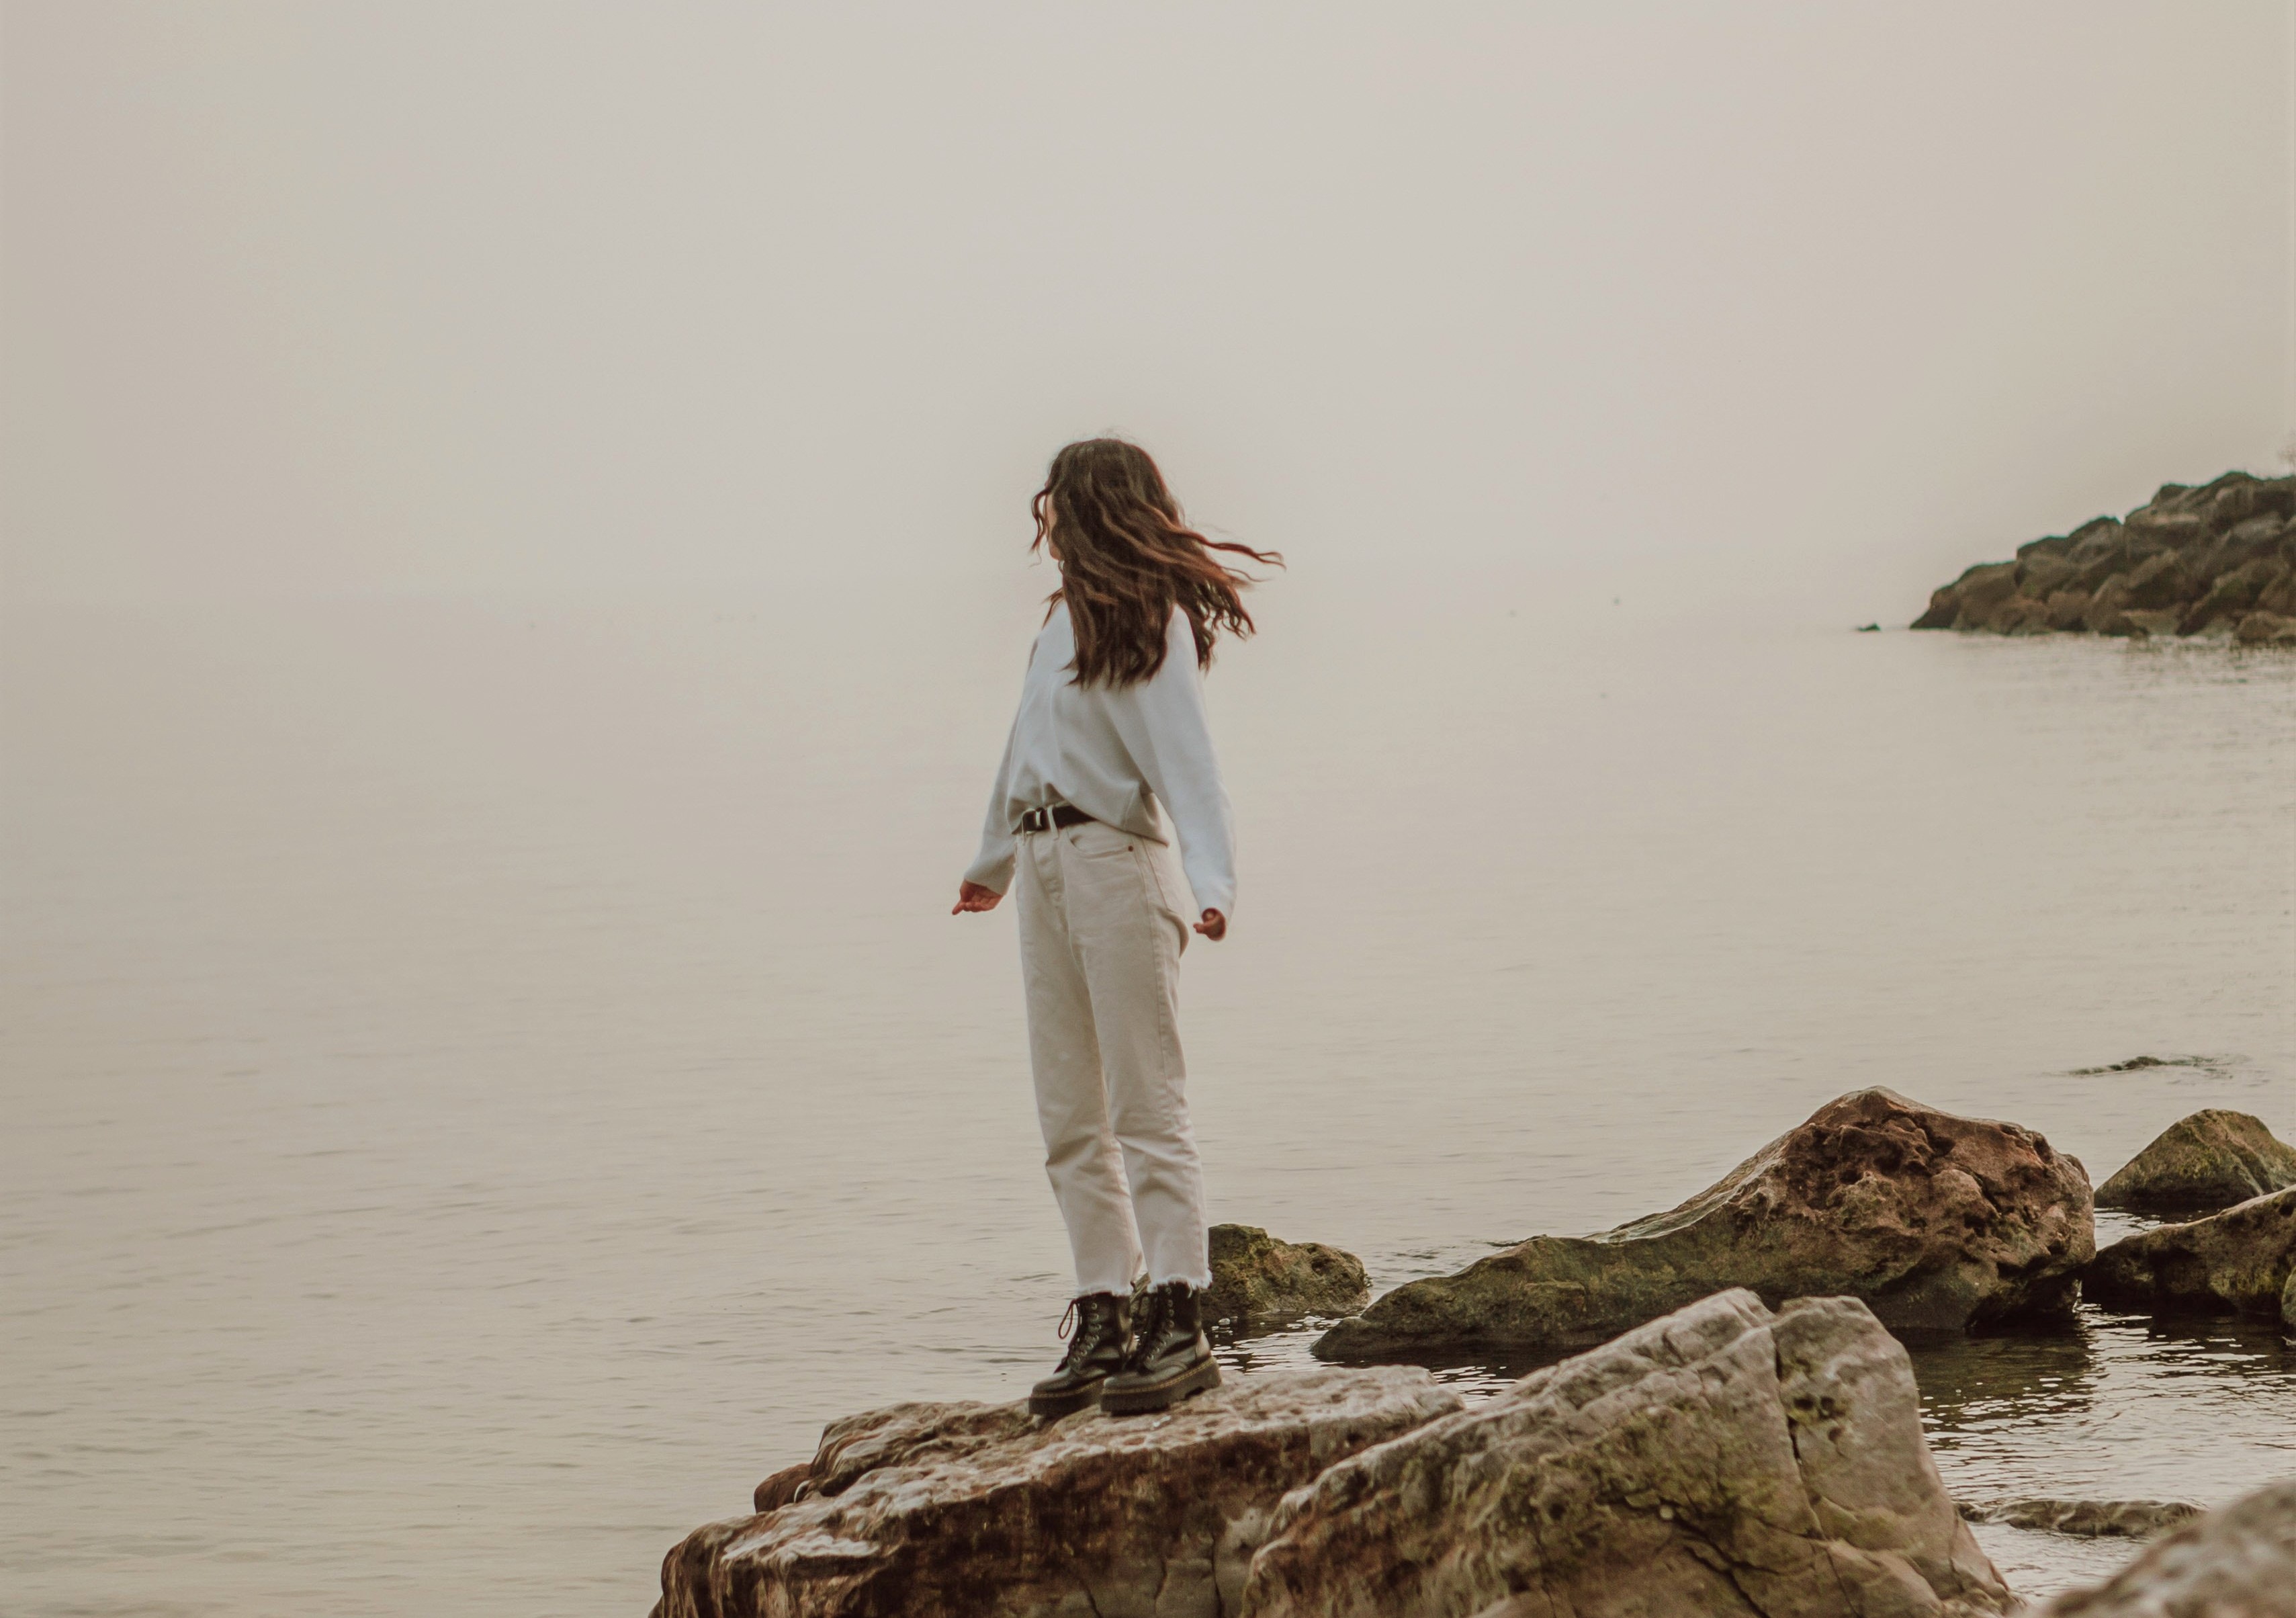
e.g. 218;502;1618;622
1031;439;1282;687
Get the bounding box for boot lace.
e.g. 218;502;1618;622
1127;1284;1174;1369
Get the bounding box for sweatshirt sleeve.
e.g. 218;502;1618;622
1109;609;1237;918
962;714;1020;896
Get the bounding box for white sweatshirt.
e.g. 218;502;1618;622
965;601;1237;918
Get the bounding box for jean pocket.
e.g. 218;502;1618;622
1068;824;1137;860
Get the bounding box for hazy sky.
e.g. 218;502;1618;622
5;3;2291;609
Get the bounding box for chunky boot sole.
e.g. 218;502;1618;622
1028;1379;1104;1420
1100;1355;1221;1416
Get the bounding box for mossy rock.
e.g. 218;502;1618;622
2095;1109;2296;1212
1204;1224;1370;1324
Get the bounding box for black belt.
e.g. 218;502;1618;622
1018;804;1095;834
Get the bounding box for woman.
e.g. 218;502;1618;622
952;438;1278;1418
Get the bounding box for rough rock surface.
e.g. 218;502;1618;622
2094;1110;2296;1212
2084;1185;2296;1320
2238;609;2296;645
1910;472;2296;641
751;1463;810;1516
1314;1089;2092;1358
1957;1498;2201;1539
1246;1289;2013;1618
657;1366;1460;1618
1206;1224;1370;1325
2029;1478;2296;1617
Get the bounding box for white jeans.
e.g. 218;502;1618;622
1015;815;1211;1295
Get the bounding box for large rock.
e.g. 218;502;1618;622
1245;1289;2014;1618
2084;1185;2296;1320
1205;1224;1370;1325
1313;1089;2092;1359
2029;1478;2296;1618
1914;560;2017;628
2094;1110;2296;1212
1911;472;2296;637
1942;562;2021;629
656;1366;1460;1618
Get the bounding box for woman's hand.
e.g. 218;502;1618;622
952;881;1004;915
1194;908;1227;941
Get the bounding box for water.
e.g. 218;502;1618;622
5;576;2293;1615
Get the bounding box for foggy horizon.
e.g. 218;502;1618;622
5;3;2291;614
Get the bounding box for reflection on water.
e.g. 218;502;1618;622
1221;1301;2296;1601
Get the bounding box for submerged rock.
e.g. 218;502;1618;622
1313;1089;2092;1359
2084;1185;2296;1321
1910;472;2296;639
2029;1478;2296;1617
1958;1498;2202;1539
2094;1109;2296;1212
1205;1224;1370;1324
1246;1289;2013;1618
657;1366;1459;1618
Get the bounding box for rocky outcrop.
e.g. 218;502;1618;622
658;1366;1460;1618
2084;1185;2296;1322
1245;1289;2014;1618
2095;1110;2296;1212
1957;1498;2201;1539
2029;1478;2296;1617
1206;1224;1370;1325
1911;472;2296;641
1313;1089;2092;1359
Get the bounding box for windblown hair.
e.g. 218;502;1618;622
1032;439;1282;687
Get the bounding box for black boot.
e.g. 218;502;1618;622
1028;1292;1132;1419
1100;1281;1221;1415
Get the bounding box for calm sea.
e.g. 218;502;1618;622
5;574;2292;1612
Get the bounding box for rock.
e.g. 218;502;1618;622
2045;587;2092;630
656;1366;1460;1618
2094;1110;2296;1211
1206;1224;1370;1324
1313;1089;2092;1359
2082;575;2135;632
2084;1185;2296;1320
1245;1289;2014;1618
2066;516;2131;564
1913;474;2296;638
2017;553;2080;599
2237;610;2296;646
1944;562;2022;630
2179;556;2288;635
1992;596;2055;635
2121;608;2182;638
2121;550;2188;609
2027;1478;2296;1618
2123;508;2207;548
2189;515;2293;589
2070;544;2137;595
752;1462;811;1515
1912;586;1963;630
2284;1265;2295;1328
1957;1498;2202;1539
2017;529;2079;562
